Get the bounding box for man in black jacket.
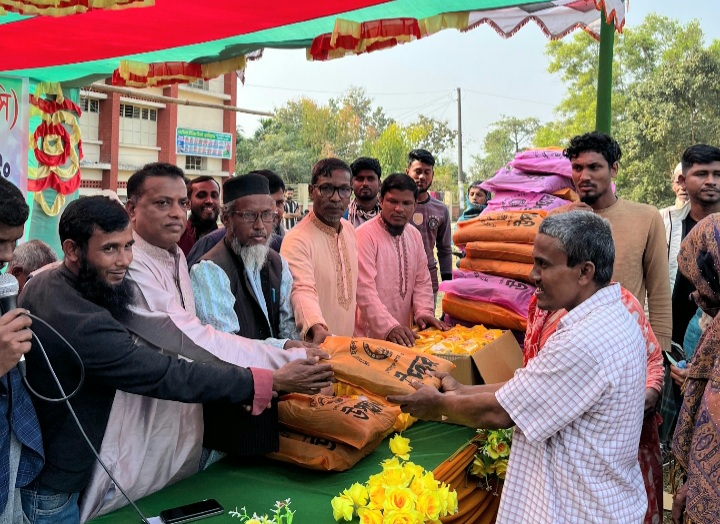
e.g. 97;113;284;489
18;196;332;523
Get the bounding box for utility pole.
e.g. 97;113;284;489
457;87;464;212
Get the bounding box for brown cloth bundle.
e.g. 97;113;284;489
278;393;398;449
453;210;547;247
268;430;384;472
552;187;580;202
433;443;502;523
464;241;535;264
458;258;534;284
442;293;527;332
320;336;455;397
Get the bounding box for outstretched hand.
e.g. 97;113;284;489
416;315;450;332
272;357;333;394
387;380;446;422
431;370;464;395
387;325;419;347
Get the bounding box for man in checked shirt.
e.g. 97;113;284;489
390;210;647;524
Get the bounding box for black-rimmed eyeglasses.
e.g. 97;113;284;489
230;210;278;223
315;185;352;198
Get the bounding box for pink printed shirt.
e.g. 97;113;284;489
355;216;435;339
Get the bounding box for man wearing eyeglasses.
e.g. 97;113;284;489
190;174;304;349
78;163;328;519
281;158;358;344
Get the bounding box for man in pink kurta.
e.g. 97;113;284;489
281;158;358;343
355;173;448;346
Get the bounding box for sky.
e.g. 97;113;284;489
235;1;719;164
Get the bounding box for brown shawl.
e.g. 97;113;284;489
672;214;720;523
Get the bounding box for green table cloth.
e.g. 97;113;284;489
91;421;475;523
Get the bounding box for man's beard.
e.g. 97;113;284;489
356;192;378;204
579;194;600;205
381;216;406;237
231;237;270;273
189;212;218;234
76;258;135;320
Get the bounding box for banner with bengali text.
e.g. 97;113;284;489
176;127;232;159
0;75;29;194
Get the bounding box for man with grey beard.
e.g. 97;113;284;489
190;174;303;347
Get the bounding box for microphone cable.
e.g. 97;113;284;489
20;312;151;524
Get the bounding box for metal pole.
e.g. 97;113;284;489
595;7;615;134
457;87;464;211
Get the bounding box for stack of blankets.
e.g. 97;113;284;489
447;149;577;331
481;148;578;214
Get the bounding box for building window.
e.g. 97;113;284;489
80;97;100;113
188;79;209;90
185;156;205;171
79;96;100;141
119;103;158;146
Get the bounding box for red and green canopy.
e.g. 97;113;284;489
0;0;625;89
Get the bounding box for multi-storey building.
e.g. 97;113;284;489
78;74;237;200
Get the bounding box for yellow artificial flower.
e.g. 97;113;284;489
437;484;450;515
470;456;487;477
357;507;383;524
494;458;509;479
381;457;401;470
331;494;355;522
403;461;424;481
367;483;386;510
381;464;410;488
389;435;412;461
246;520;261;524
410;471;438;496
446;488;458;515
416;489;441;521
368;473;383;487
345;482;369;507
382;509;424;524
486;439;510;459
383;486;416;513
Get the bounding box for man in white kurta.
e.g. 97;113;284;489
79;164;308;520
355;174;447;346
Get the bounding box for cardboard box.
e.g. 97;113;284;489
437;330;523;385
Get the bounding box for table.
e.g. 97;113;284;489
91;422;475;523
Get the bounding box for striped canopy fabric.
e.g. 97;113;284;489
0;0;625;86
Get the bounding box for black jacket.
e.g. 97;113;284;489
19;265;257;493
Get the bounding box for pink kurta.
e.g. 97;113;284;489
281;212;358;338
355;216;435;339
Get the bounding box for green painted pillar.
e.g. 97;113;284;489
595;8;615;134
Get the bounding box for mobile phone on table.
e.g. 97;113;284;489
159;499;224;524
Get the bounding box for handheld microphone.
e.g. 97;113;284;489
0;273;18;314
0;273;25;375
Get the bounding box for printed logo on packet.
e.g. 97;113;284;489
363;341;392;360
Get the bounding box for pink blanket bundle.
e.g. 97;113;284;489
480;167;574;195
442;270;535;317
483;190;567;214
509;149;572;178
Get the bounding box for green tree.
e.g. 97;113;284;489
469;116;539;180
538;15;720;206
618;47;720;205
235;88;454;184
